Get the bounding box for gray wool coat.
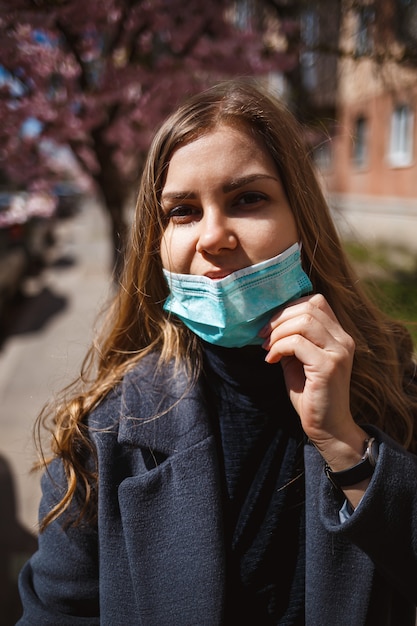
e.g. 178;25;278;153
17;352;417;625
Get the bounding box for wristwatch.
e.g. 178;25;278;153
325;437;379;489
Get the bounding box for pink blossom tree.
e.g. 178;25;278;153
0;0;295;275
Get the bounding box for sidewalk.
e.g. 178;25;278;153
0;196;112;622
0;196;112;535
328;192;417;252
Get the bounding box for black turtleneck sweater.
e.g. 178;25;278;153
202;343;306;625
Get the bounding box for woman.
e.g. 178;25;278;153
18;79;417;625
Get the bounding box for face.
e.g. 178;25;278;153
160;124;298;278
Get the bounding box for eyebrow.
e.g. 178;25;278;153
161;174;279;202
223;174;279;192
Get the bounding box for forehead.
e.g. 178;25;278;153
163;123;277;188
173;120;270;156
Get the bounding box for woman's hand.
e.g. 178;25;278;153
260;293;369;488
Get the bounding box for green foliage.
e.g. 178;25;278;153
345;241;417;346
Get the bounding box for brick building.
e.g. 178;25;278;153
319;0;417;200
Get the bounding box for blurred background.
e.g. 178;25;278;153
0;0;416;622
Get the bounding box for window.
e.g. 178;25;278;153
388;104;414;167
233;0;253;31
353;116;368;167
354;7;374;57
300;9;319;91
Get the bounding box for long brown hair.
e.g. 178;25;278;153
37;78;417;529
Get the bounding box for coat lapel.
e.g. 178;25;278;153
115;358;226;625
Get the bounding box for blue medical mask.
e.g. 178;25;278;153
162;242;312;348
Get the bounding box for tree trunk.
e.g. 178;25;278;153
107;200;128;282
91;130;132;282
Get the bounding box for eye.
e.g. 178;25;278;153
164;205;200;223
234;191;267;206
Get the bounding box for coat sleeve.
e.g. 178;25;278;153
17;458;100;625
319;425;417;606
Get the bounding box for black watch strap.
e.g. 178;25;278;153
325;437;379;489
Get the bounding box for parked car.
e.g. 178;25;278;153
0;190;57;316
23;191;57;263
53;181;83;218
0;193;27;315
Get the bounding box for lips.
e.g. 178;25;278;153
206;275;229;281
204;270;235;280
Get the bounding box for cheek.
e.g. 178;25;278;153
159;233;173;270
265;215;298;255
248;221;296;260
160;230;193;273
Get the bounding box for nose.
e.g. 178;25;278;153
195;209;237;255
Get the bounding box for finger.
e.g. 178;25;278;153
264;332;329;365
260;294;349;345
264;324;354;370
262;300;353;355
261;312;336;352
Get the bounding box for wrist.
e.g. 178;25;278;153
325;436;379;490
312;424;368;472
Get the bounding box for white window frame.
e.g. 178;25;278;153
388;104;414;167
